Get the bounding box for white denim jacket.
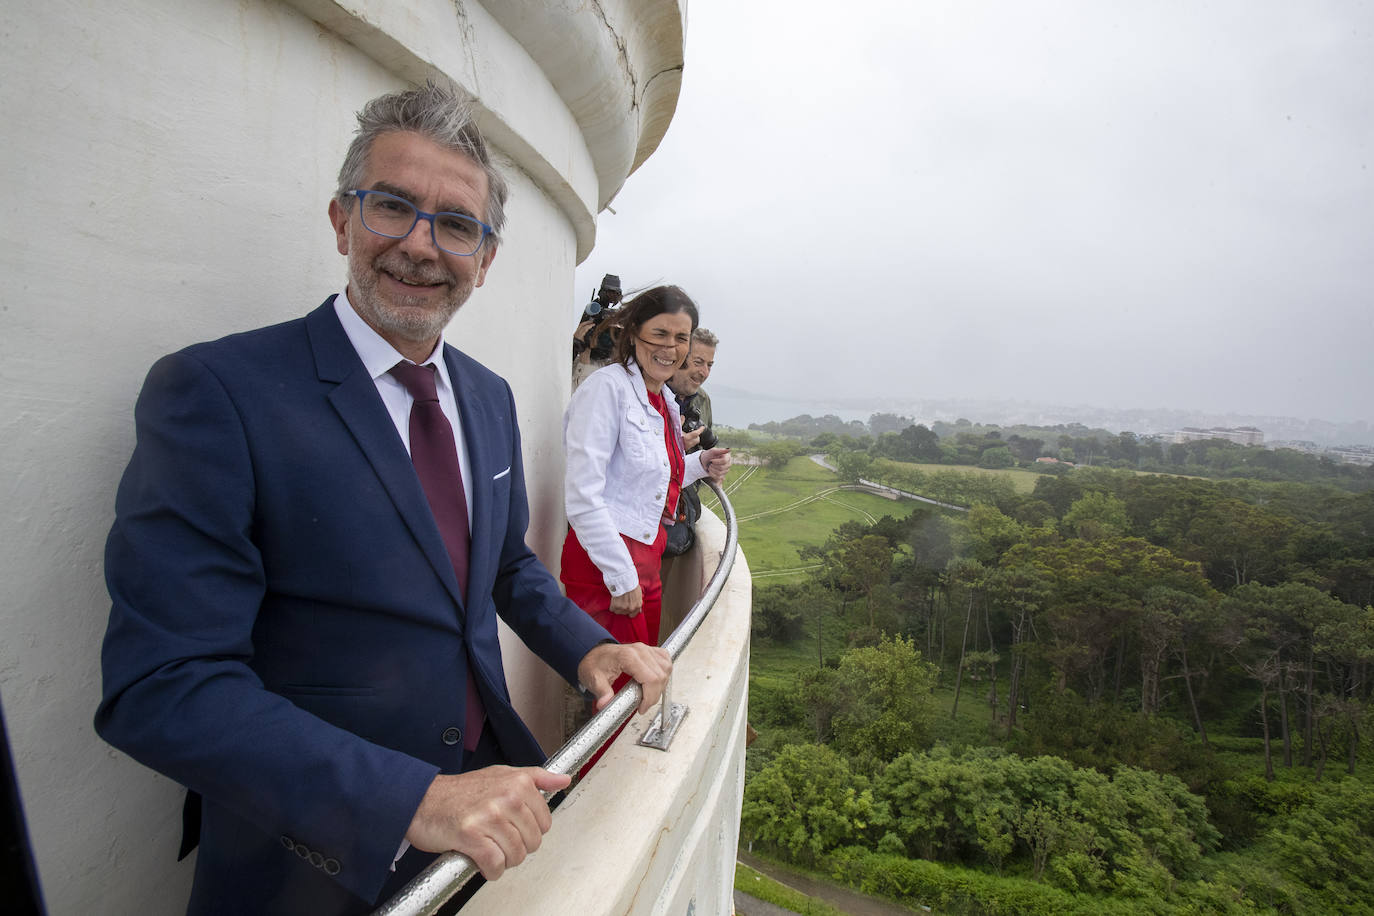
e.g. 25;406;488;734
564;361;708;596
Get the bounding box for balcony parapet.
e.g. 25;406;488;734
425;504;751;914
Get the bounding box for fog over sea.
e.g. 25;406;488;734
577;2;1374;444
709;385;1374;450
713;389;877;429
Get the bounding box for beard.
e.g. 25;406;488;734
346;248;474;345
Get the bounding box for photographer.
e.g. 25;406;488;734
572;273;622;390
663;328;718;557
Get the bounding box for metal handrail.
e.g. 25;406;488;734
374;481;738;915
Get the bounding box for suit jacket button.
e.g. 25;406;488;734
309;851;324;868
280;835;295;851
295;843;311;859
441;726;461;746
324;858;341;876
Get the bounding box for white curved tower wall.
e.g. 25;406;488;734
0;1;683;911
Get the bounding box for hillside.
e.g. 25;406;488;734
724;452;1374;915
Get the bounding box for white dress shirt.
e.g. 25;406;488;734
333;292;474;527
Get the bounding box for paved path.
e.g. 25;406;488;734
734;888;801;916
808;453;968;512
856;477;967;512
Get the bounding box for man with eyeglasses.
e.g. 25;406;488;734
95;81;671;916
669;327;717;452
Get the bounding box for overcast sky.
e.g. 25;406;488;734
574;0;1373;427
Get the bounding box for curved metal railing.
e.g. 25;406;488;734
374;481;738;915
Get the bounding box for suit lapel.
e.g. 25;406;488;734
306;302;468;620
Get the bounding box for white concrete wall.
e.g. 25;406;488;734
0;0;683;912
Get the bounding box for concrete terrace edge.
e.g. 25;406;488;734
462;508;753;915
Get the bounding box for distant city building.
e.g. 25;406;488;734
1172;426;1265;446
1251;440;1374;466
1326;445;1374;466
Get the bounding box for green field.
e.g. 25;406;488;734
706;455;1045;578
703;457;924;578
870;457;1044;495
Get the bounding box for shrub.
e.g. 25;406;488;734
741;744;880;866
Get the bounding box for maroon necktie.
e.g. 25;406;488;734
389;361;484;752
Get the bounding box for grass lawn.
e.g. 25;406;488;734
705;457;929;577
748;606;1006;747
749;607;853;683
734;862;850;916
871;458;1044;495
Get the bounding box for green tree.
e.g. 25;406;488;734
803;635;939;765
901;423;943;461
1142;586;1217;739
740;743;879;865
1186;497;1296;587
810;431;839;450
981;562;1051;735
751;581;815;643
980;445;1015;468
839;534;894;628
945;557;986;719
756;438;803;468
1008;536;1209;698
1061;491;1129;541
1248;778;1374;913
1223;582;1367;776
952;504;1026;565
868;412;913;436
829;448;873;483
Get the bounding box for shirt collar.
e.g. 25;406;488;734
334;290;454;393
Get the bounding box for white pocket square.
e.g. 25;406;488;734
492;467;511;480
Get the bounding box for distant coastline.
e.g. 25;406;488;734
711;385;1374;449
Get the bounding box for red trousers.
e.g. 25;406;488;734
560;524;667;774
560;525;667;647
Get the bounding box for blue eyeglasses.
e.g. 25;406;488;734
347;189;493;256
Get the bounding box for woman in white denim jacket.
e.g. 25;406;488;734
561;286;731;650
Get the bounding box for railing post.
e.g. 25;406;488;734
637;669;688;751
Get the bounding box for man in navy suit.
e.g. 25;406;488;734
95;82;671;915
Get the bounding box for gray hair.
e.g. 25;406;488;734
693;327;719;347
335;80;509;245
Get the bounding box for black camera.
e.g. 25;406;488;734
681;397;718;451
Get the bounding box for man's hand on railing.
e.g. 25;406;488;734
404;766;571;881
577;642;672;713
697;446;731;484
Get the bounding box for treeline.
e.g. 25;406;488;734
746;411;1374;491
742;463;1374;913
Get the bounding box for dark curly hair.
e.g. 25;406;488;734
610;285;700;369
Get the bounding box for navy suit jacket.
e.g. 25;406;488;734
96;300;610;914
